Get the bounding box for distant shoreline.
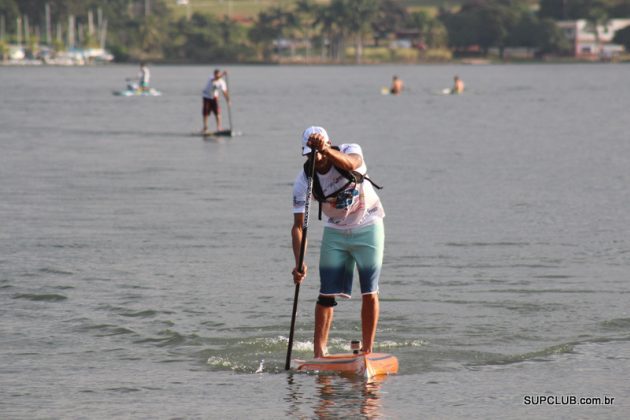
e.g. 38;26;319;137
3;55;630;67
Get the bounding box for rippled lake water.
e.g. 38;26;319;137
1;63;629;418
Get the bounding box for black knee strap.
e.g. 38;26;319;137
317;296;337;307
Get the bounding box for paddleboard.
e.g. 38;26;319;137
113;88;162;97
192;130;243;138
292;352;398;379
205;129;233;137
440;88;464;95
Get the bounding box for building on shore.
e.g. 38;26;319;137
557;19;630;59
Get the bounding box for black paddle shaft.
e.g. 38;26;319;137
285;149;317;370
224;72;233;134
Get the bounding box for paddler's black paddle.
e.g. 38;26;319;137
213;72;233;137
225;72;233;136
285;148;317;370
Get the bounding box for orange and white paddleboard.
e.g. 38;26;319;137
292;352;399;379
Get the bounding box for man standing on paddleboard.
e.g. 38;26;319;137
138;62;150;92
201;69;230;134
291;126;385;358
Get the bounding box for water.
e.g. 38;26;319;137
1;63;629;419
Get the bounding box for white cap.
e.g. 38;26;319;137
301;126;330;155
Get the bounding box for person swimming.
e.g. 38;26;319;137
390;75;403;95
452;75;464;94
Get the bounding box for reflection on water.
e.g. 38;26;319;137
286;373;389;419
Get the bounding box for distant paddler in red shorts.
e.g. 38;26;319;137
201;69;230;134
291;126;385;358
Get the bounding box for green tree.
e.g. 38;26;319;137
248;7;290;61
407;11;448;49
538;0;568;19
0;0;19;38
157;9;256;63
477;2;521;57
609;0;630;17
440;5;482;53
442;0;528;58
508;12;539;48
512;12;570;54
0;39;8;60
217;16;252;62
372;0;408;46
426;19;448;49
294;0;318;60
535;17;571;54
584;3;610;56
137;15;164;59
169;13;223;62
280;8;301;58
338;0;379;63
539;0;622;19
612;23;630;50
314;2;345;61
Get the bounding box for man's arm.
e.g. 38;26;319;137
291;212;307;284
307;133;363;171
321;149;362;171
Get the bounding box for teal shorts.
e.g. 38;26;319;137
319;221;384;298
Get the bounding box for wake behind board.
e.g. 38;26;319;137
292;352;398;379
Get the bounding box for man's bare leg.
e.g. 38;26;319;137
314;300;334;358
361;293;379;353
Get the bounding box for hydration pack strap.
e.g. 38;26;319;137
303;149;383;220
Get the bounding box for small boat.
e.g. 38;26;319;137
292;352;398;379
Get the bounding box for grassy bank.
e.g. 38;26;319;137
168;0;456;20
